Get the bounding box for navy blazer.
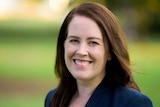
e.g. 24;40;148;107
45;80;153;107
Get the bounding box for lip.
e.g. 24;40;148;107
73;59;92;64
73;59;92;68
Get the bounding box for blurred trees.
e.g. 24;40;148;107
70;0;160;40
107;0;160;40
69;0;106;6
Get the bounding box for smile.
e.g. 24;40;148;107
73;59;92;66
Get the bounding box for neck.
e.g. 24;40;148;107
76;77;104;97
68;77;104;107
76;85;95;97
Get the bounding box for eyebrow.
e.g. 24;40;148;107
67;35;103;41
87;37;103;41
66;35;79;39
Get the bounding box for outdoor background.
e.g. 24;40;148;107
0;0;159;107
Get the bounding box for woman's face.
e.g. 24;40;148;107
64;15;110;83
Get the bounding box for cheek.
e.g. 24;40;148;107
64;45;77;70
95;48;107;64
89;48;106;66
64;46;71;67
64;44;76;59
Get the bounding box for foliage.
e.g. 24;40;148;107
69;0;106;6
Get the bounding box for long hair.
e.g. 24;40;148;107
52;2;140;107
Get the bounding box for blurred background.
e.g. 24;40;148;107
0;0;159;107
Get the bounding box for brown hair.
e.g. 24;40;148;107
52;2;140;107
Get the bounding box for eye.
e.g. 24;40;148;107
89;41;99;46
69;39;79;44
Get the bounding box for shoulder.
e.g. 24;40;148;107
113;86;153;107
44;89;56;107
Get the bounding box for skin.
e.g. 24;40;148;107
64;15;111;106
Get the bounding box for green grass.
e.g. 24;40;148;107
129;42;160;107
0;40;58;107
0;20;159;107
0;94;44;107
0;41;56;80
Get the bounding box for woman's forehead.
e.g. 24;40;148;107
68;15;103;38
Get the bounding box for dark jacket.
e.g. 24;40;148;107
45;79;153;107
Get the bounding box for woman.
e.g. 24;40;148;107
45;2;153;107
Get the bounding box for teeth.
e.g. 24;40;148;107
75;60;89;66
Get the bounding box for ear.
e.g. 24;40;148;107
107;52;112;61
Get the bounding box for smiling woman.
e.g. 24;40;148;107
64;15;109;84
45;2;153;107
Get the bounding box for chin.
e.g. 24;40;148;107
74;75;91;81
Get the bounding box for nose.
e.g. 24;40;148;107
76;43;88;56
